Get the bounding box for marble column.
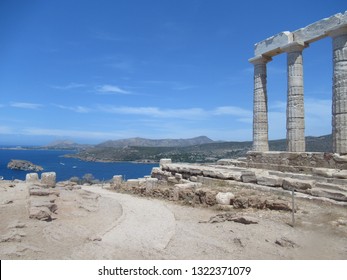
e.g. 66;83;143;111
282;42;307;152
329;26;347;154
249;55;272;152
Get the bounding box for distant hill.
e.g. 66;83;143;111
66;134;333;163
97;136;214;148
43;140;91;150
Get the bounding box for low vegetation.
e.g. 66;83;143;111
65;135;332;163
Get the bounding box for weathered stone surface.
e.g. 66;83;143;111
216;192;235;205
173;182;200;201
313;168;335;178
331;27;347;154
26;173;39;184
282;178;314;191
30;200;58;213
190;176;198;182
29;207;52;221
145;178;158;193
254;31;293;56
175;173;183;181
41;172;56;188
112;175;123;189
160;158;172;166
308;189;347;202
246;151;347;170
332;170;347;179
254;11;347;57
256;175;283;187
126;179;140;188
250;55;271;152
29;188;59;197
241;170;257;183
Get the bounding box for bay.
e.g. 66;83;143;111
0;149;158;182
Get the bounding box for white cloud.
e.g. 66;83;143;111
51;83;86;90
97;105;206;119
54;104;91;113
11;102;42;109
96;85;131;94
97;105;256;121
0;126;13;134
213;106;252;117
22;128;125;140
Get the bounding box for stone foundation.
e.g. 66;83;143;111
150;155;347;203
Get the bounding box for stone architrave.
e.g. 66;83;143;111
282;42;307;152
329;26;347;154
249;55;272;152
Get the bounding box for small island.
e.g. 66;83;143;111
7;159;44;172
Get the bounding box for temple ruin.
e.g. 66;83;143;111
249;11;347;154
101;12;347;207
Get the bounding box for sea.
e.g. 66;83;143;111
0;149;158;182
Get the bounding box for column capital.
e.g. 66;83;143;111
327;24;347;38
281;41;308;53
248;55;272;65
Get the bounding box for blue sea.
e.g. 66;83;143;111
0;149;158;182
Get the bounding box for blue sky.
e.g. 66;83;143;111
0;0;346;145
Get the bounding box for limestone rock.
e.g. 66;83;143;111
145;178;158;193
41;172;56;188
26;173;39;184
257;175;283;187
29;207;52;221
160;158;172;166
282;178;314;191
216;192;235;205
332;170;347;179
241;170;257;183
125;179;140;188
112;175;123;189
29;188;59;197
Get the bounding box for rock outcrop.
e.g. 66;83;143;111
7;160;43;172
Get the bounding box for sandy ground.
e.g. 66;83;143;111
0;181;346;260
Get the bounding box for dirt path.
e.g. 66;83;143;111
1;181;346;259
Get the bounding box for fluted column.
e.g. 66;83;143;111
282;42;307;152
329;26;347;154
249;55;272;152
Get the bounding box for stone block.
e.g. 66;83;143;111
315;182;347;192
112;175;123;189
282;178;314;191
160;158;172;166
332;170;347;179
312;168;334;178
257;175;283;187
216;192;235;205
173;182;201;201
308;189;347;202
241;170;257;183
293;12;347;43
175;173;183;182
126;179;140;188
190;176;198;182
254;31;293;56
26;173;39;184
29;207;52;221
41;172;56;188
146;178;158;192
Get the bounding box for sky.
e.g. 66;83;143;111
0;0;346;145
